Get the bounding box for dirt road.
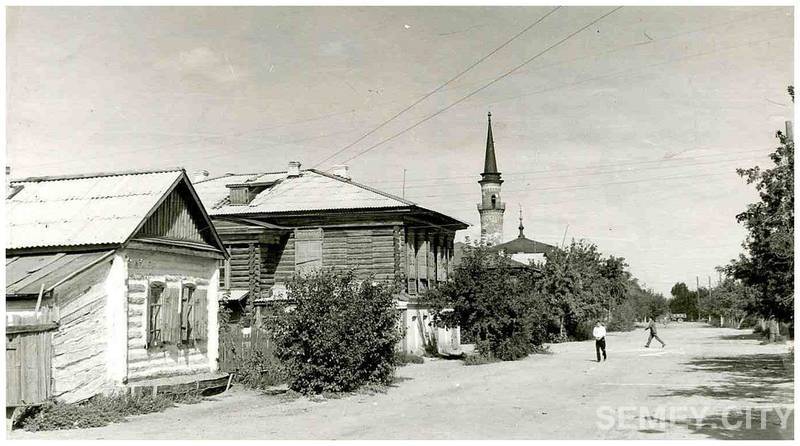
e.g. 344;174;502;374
10;323;794;440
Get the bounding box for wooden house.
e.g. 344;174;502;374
6;168;228;406
193;162;469;355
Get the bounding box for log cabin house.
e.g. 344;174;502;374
193;162;469;355
6;168;228;407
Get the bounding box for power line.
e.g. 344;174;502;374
312;6;562;168
15;8;780;170
338;6;625;164
358;147;771;186
407;170;732;200
397;154;765;190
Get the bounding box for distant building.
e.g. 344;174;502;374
193;163;468;355
488;209;556;265
6;169;228;405
455;113;557;268
477;112;505;246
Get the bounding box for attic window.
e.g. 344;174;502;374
226;182;273;205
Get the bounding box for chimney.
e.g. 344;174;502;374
287;161;302;177
193;169;210;183
329;165;350;180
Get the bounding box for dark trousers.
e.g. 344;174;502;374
595;337;607;361
646;332;665;347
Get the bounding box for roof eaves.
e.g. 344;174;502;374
11;167;186;184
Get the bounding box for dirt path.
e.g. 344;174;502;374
9;323;794;440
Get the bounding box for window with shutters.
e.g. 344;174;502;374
295;228;323;274
147;283;165;348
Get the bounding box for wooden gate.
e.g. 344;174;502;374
6;324;56;407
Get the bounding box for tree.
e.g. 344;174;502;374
427;245;546;360
724;87;794;322
700;276;757;328
669;282;699;320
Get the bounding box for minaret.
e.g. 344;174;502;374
477;112;505;245
518;205;525;239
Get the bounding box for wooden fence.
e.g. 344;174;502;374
218;325;276;374
6;324;56;407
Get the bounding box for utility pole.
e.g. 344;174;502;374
696;276;700;321
402;168;406;199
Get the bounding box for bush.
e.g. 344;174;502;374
572;320;597;341
19;392;183;432
273;269;403;394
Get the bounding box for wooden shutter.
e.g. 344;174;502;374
406;231;417;294
193;287;208;340
181;285;195;343
417;234;427;280
161;283;181;344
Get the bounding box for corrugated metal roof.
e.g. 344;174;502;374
193;173;260;210
6;251;114;295
7;170;183;249
206;170;412;215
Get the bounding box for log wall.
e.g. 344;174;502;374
124;247;218;382
50;260;114;403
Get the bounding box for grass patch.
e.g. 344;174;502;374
17;391;203;432
462;354;500;366
394;351;424;366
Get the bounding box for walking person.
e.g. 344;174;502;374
644;317;666;348
593;320;607;362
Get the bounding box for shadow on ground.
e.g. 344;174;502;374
716;331;764;341
638;408;794;440
653;353;793;403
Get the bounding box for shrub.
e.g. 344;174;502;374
273;269;403;394
19;392;183;432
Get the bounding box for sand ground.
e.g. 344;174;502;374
9;322;794;440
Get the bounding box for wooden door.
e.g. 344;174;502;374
6;330;53;406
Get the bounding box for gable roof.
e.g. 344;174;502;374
488;236;557;255
194;169;466;228
7;168;226;253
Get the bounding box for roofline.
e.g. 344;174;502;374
306;168;417;207
6;244;122;256
193;170;288;185
211;205;470;230
10;167;186;184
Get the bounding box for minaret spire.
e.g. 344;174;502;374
477;112;505;246
481;112;501;181
518;205;525;238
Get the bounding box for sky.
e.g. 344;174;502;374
6;6;794;296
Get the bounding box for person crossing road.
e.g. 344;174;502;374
644;317;666;348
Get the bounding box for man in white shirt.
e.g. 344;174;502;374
593;321;607;362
